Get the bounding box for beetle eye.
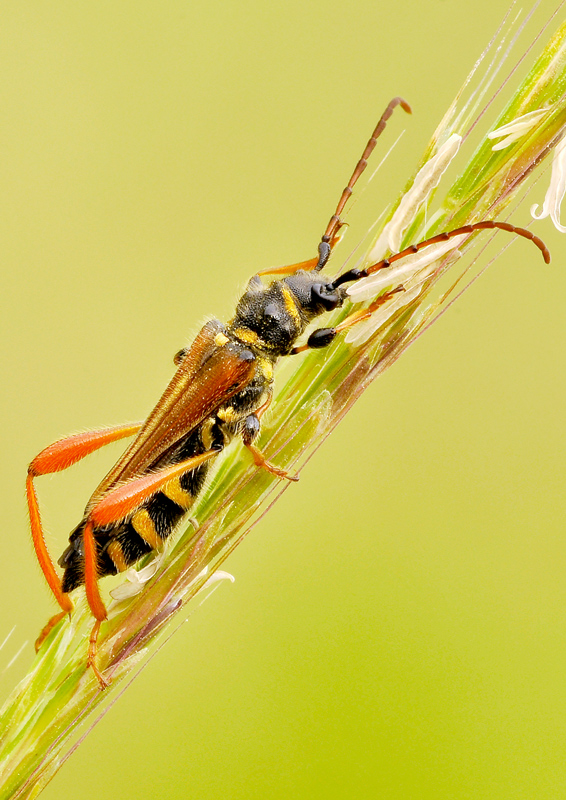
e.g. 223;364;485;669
311;283;340;311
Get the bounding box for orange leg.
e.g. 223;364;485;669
80;447;220;687
257;254;322;278
34;610;68;652
28;423;142;650
89;449;219;528
88;619;108;689
255;391;273;420
240;405;298;482
257;234;342;277
83;520;110;688
244;442;299;482
29;424;142;478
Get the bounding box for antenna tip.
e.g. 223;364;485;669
533;234;551;263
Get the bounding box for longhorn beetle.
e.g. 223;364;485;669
27;97;550;687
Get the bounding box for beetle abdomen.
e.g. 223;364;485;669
59;438;212;592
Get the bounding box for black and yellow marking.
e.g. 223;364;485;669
257;356;273;381
162;476;193;509
217;406;240;424
132;508;162;551
200;417;215;451
107;540;128;572
48;98;545;641
232;327;259;345
280;285;301;326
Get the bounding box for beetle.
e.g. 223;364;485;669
26;97;550;687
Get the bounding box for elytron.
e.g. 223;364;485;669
26;97;550;687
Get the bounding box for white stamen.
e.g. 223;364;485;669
109;554;164;602
488;108;549;151
367;134;462;261
345;284;424;346
345;242;464;347
348;236;467;303
530;136;566;233
199;570;235;591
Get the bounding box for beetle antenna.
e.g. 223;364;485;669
331;220;550;289
315;96;412;271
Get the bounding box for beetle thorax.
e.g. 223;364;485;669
228;270;345;357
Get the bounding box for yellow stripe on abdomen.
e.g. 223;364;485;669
162;476;193;509
132;509;162;551
107;540;128;572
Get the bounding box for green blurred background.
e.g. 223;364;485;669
1;1;565;798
